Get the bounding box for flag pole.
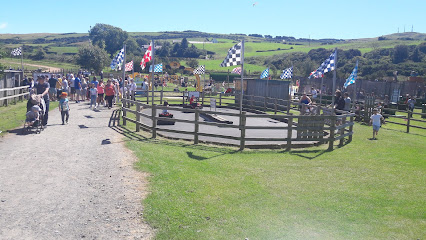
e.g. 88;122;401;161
320;76;324;106
21;46;24;72
122;44;126;101
240;40;245;114
151;40;155;105
352;60;358;111
331;48;337;111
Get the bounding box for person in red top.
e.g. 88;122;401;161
96;80;105;108
104;79;116;109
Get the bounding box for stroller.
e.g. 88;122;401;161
23;91;46;134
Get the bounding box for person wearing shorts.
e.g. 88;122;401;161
370;108;385;140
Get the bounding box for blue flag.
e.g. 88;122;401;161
344;61;358;89
260;68;269;79
149;63;163;73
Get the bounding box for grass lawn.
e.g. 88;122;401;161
0;100;59;136
122;119;426;239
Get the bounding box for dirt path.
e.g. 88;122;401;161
0;101;153;239
0;60;62;72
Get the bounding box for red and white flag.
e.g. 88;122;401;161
125;61;133;72
140;42;152;70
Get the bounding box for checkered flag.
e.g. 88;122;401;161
11;47;22;56
110;48;125;70
149;63;163;73
193;65;205;75
220;42;242;67
260;68;269;79
309;50;336;78
344;61;358;89
125;61;133;72
280;67;293;79
231;67;242;75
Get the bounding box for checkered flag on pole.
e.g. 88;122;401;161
11;47;22;56
260;68;269;79
344;60;358;89
193;65;205;75
309;50;336;78
220;42;242;67
280;67;293;79
149;63;163;73
125;61;133;72
110;48;125;70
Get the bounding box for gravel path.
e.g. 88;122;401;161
0;101;153;239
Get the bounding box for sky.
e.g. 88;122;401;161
0;0;425;39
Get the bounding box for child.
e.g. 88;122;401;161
59;92;70;125
370;108;384;140
26;105;41;127
162;101;169;115
89;83;98;109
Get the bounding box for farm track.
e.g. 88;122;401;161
0;101;153;239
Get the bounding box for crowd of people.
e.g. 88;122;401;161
23;73;142;128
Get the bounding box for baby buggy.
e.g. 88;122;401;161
23;93;46;134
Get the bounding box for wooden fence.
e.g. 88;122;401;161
121;97;355;150
380;108;426;133
0;86;29;107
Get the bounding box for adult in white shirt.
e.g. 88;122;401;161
311;87;317;99
128;79;137;101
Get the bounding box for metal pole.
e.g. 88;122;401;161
122;44;126;102
151;40;155;105
21;46;24;72
320;76;324;106
331;48;337;110
240;40;245;114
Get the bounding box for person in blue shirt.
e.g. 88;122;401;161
91;76;99;88
74;75;82;103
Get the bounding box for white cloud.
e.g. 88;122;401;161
0;23;8;29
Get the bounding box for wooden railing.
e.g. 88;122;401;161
381;108;426;133
0;86;29;106
121;98;355;150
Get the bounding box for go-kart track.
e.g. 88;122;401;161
138;106;320;148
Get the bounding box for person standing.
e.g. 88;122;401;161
74;74;82;103
104;80;115;109
34;76;50;127
58;92;70;125
89;83;98;109
311;87;317;99
48;75;58;101
128;79;137;101
69;74;75;101
97;80;105;108
343;92;351;112
91;76;99;88
81;77;88;101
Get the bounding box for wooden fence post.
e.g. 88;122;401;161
219;93;222;106
152;104;157;138
274;98;277;115
287;99;291;114
328;116;336;151
239;111;246;151
407;111;411;133
287;116;293;151
194;109;199;144
264;97;267;112
136;103;141;132
339;116;346;146
348;116;354;143
122;100;127;126
160;90;163;105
